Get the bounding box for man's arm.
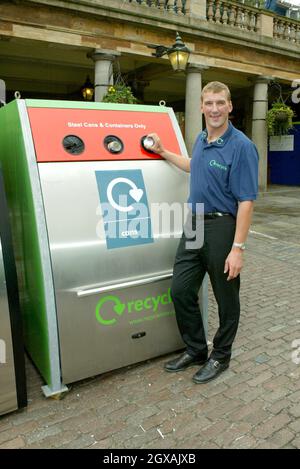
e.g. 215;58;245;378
224;200;254;281
147;133;191;173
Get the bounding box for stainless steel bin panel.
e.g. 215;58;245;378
38;160;188;383
0;242;18;416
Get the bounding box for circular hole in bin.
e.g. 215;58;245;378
62;135;85;155
104;135;124;154
141;135;155;154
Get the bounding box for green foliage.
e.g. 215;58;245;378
102;84;138;104
266;101;295;136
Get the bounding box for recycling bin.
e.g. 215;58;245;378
0;99;207;397
0;166;27;415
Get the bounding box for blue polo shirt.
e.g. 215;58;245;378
188;122;259;216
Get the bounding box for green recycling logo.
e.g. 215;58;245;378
95;288;174;326
95;295;126;325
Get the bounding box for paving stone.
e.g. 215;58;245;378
288;419;300;434
247;371;274;387
270;428;295;448
25;425;62;445
25;430;76;449
267;399;292;416
200;420;230;442
214;422;252;447
227;399;266;423
288;404;300;418
239;386;268;402
255;354;270;364
254;413;291;439
0;421;12;433
89;438;113;449
254;440;282;449
59;434;97;449
0;436;25;449
227;435;258;449
291;437;300;449
175;438;220;449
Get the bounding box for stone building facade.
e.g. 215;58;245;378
1;0;300;189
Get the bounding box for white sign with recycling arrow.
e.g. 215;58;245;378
107;177;144;213
95;169;154;249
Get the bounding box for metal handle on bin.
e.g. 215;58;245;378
77;271;173;298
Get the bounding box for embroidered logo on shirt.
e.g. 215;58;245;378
209;159;228;171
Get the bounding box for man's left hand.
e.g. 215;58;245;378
224;249;243;281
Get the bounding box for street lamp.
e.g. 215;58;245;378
81;75;94;101
148;32;190;72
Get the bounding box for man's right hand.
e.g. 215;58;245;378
147;133;165;156
146;133;191;173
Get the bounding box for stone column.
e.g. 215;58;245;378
244;92;253;139
185;64;208;156
88;50;121;102
251;76;272;192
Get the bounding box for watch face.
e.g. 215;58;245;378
233;243;245;250
62;135;85;155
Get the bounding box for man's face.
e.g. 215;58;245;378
201;90;233;130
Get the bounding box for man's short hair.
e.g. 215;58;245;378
201;81;231;102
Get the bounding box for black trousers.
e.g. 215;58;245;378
171;215;240;363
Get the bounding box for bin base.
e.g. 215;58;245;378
42;384;69;399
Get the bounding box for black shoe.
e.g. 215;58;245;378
164;352;207;373
192;358;230;384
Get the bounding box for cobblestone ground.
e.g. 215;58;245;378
1;187;300;449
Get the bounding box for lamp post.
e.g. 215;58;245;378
148;32;190;72
81;75;94;101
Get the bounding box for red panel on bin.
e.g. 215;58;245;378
27;108;181;162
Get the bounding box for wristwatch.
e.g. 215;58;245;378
232;242;246;251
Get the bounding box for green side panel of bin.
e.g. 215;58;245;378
0;101;51;383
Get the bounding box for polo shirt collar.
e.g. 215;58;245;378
200;121;233;148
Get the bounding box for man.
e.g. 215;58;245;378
149;81;258;383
